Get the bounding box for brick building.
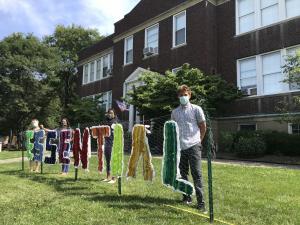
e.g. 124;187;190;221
77;0;300;136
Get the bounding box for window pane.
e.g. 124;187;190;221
103;55;109;78
126;49;133;64
261;0;278;9
126;37;133;50
147;25;159;49
110;53;113;68
238;0;255;16
262;52;282;94
96;60;101;80
90;62;95;82
175;13;186;31
240;58;256;88
262;52;281;74
261;4;279;26
287;47;300;90
239;124;256;131
84;65;89;84
175;28;186;46
263;72;282;93
286;0;300;18
239;13;255;33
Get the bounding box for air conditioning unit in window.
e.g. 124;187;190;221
143;47;155;56
107;68;113;75
241;86;257;96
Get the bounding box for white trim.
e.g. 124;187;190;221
237;46;300;97
124;35;134;65
144;23;159;50
235;0;300;35
173;10;187;48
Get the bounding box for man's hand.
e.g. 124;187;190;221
199;122;207;142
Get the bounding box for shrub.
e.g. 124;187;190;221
233;136;266;158
219;131;235;152
262;131;300;156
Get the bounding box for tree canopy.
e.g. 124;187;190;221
126;64;241;118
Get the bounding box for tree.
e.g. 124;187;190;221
67;97;106;126
126;64;241;118
276;50;300;124
43;25;103;113
0;33;61;134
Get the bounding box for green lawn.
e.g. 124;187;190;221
0;150;22;160
0;156;299;225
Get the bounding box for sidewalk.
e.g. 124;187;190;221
0;157;28;165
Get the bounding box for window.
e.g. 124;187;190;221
173;11;186;47
102;54;109;78
288;123;300;134
286;46;300;90
145;24;159;54
172;67;182;74
89;61;95;82
96;59;101;80
238;0;255;33
262;51;283;94
286;0;300;18
261;0;279;26
124;36;133;65
98;91;112;112
236;0;300;35
82;52;113;85
83;64;89;84
237;47;300;96
239;124;257;131
239;57;257;95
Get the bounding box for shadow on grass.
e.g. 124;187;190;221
0;169;179;208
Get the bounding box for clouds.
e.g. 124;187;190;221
0;0;140;39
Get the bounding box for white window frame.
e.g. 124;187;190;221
236;0;300;35
237;45;300;97
144;24;159;55
82;52;113;85
173;11;187;48
124;36;133;65
97;90;112;112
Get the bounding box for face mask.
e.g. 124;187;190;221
179;96;189;105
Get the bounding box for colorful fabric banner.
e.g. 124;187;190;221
58;129;72;165
111;124;124;177
127;124;154;181
25;130;34;160
162;121;194;196
91;126;111;173
73;128;91;170
44;130;58;164
33;129;45;162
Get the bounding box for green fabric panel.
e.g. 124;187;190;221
25;130;34;160
111;124;124;177
162;121;194;196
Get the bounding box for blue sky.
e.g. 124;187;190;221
0;0;140;40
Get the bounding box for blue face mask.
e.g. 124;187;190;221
179;96;189;105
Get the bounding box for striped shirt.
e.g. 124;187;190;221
171;103;206;150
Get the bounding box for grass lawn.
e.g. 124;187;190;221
0;150;22;160
0;156;299;225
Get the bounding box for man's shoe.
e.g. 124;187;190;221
182;195;192;205
197;203;208;214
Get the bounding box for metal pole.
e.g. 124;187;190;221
75;168;78;181
118;177;122;195
40;161;43;174
207;149;214;223
22;149;24;171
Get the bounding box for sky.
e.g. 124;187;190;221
0;0;140;40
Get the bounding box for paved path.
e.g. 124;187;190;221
1;156;300;170
0;157;28;164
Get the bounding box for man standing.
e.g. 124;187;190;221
171;85;207;212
